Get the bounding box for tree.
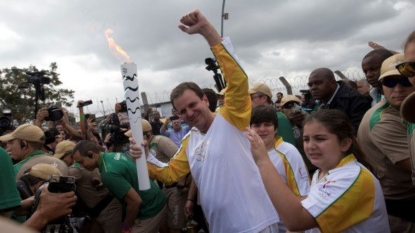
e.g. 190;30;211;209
0;63;75;125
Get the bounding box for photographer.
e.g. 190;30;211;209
280;95;316;174
23;184;76;231
77;100;103;149
18;164;62;208
17;163;76;231
101;112;130;154
35;106;81;143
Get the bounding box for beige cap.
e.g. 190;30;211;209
26;163;62;181
249;83;272;98
280;95;301;107
0;124;45;144
124;119;152;138
379;54;405;80
401;92;415;123
53;141;75;159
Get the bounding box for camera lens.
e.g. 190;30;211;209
45;106;64;121
44;128;59;144
0;117;10;127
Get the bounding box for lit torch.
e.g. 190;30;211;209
105;29;150;190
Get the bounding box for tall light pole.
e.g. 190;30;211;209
221;0;228;37
100;100;106;117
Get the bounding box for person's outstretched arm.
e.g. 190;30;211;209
368;41;399;54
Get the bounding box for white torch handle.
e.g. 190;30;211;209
121;63;150;190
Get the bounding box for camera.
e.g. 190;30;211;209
44;128;60;145
27;71;51;85
0;109;13;136
205;57;226;92
48;175;76;193
205;58;220;74
101;113;130;145
33;175;78;233
44;105;64;121
170;116;179;121
78;100;93;108
118;100;127;113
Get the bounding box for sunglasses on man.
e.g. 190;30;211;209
381;76;412;88
396;62;415;78
282;103;295;109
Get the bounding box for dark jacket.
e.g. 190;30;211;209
315;81;371;133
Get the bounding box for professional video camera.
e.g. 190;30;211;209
0;109;13;136
32;175;82;233
27;71;51;86
101;113;129;145
205;57;226;92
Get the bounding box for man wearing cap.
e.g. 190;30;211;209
308;68;371;132
19;164;76;231
358;54;415;231
249;83;297;146
0;124;48;174
54;140;122;233
18;164;62;200
0;124;67;176
280;95;316;174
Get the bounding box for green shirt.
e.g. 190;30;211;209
13;150;45;175
99;152;166;220
0;148;21;211
276;112;296;146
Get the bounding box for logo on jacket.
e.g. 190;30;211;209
194;141;208;162
318;180;336;198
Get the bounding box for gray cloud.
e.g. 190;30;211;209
1;0;414;116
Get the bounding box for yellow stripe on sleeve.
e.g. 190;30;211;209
316;167;375;232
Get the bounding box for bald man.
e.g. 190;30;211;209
308;68;371;132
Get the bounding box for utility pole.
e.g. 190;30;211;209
221;0;228;38
100;100;106;117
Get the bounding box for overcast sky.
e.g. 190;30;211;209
1;0;414;116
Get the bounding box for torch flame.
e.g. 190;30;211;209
105;28;131;63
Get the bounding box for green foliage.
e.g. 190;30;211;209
0;63;75;124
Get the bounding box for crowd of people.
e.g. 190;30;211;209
0;9;415;233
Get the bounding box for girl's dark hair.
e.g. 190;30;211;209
304;109;372;171
251;105;278;130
